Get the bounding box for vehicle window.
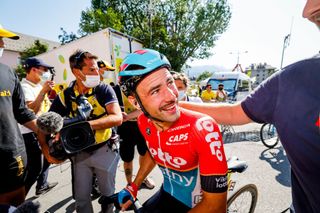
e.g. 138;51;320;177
207;79;237;93
238;80;249;91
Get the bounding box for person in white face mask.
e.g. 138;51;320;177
172;71;202;103
19;57;58;196
45;50;122;213
97;59;116;81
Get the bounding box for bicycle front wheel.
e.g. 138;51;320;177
227;184;258;213
260;123;279;148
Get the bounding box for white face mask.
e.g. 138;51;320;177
40;71;51;82
178;90;186;101
82;75;100;88
0;48;4;58
101;71;109;79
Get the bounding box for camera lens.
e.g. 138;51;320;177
60;122;95;154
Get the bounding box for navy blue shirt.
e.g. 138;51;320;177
242;56;320;213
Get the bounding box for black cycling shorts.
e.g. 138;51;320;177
0;150;27;193
142;185;191;213
118;121;148;162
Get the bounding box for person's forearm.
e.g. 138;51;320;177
23;119;39;133
27;91;46;114
126;110;142;120
89;114;122;130
133;151;156;187
179;102;251;125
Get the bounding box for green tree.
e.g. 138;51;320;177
196;70;212;82
60;0;231;72
15;40;49;79
58;28;79;45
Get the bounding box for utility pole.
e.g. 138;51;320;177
148;0;153;48
280;17;294;69
280;34;291;69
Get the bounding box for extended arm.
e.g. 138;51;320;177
179;101;252;125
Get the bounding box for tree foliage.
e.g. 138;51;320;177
196;70;212;82
15;40;49;79
60;0;231;72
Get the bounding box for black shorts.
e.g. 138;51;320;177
142;186;191;213
0;150;27;193
118;121;148;162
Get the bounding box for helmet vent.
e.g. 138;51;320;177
125;64;146;71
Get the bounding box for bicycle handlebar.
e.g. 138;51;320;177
98;193;143;213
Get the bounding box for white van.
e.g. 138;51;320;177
206;71;252;101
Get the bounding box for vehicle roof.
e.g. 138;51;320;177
209;71;250;80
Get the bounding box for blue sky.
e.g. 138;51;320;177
1;0;318;70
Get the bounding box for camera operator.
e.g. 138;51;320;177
47;50;122;213
19;57;58;196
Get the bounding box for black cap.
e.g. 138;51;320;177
25;58;53;69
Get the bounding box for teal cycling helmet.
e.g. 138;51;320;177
119;49;171;96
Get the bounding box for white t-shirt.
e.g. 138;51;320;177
187;96;203;103
19;78;50;134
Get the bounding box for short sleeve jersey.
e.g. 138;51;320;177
241;56;320;212
138;108;227;208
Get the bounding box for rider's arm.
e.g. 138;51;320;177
188;190;227;213
121;151;156;211
133;151;156;186
179;102;251;125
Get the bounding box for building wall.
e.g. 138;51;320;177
0;50;20;68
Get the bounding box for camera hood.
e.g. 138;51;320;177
59;121;95;154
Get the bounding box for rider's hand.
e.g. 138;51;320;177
118;182;138;210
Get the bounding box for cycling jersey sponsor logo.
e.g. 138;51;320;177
149;147;187;168
146;127;151;135
215;176;228;189
168;133;188;143
159;167;195;187
167;123;190;132
195;117;223;161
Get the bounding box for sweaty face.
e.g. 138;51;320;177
136;68;180;127
303;0;320;27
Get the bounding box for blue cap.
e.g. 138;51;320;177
25;57;53;69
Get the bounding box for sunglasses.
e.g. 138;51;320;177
74;51;89;69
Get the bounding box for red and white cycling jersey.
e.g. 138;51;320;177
138;108;227;208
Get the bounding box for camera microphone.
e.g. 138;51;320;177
37;111;64;134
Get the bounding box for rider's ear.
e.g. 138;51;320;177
128;96;140;109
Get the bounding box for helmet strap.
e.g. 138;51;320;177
134;92;165;123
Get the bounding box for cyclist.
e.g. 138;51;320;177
180;1;320;212
118;49;228;212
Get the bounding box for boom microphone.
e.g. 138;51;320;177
37;111;64;134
